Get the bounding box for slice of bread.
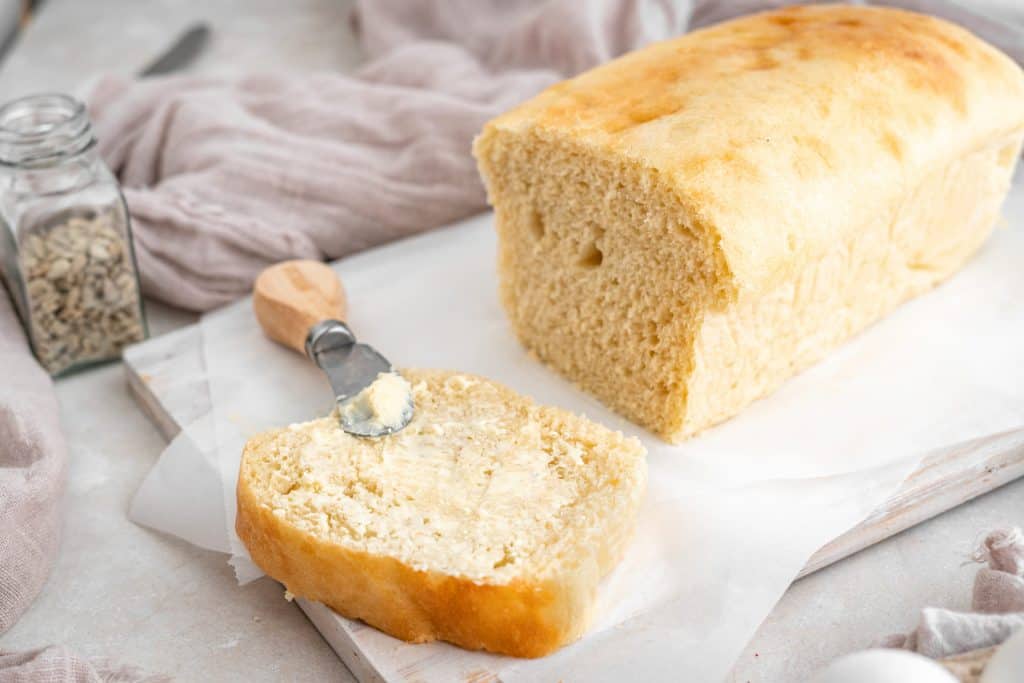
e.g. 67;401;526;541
236;369;647;657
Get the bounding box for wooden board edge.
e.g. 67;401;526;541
796;429;1024;578
125;360;182;442
297;599;388;683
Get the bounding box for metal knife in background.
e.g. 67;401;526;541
139;22;210;77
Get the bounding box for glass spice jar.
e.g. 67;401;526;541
0;93;147;375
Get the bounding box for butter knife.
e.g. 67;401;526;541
252;260;415;437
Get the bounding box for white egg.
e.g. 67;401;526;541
981;627;1024;683
811;649;958;683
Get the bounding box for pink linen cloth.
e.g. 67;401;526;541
0;647;170;683
884;528;1024;658
0;295;65;636
3;1;1024;680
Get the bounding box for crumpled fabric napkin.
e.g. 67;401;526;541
885;528;1024;659
4;0;1024;681
85;0;1024;313
0;295;66;636
0;647;170;683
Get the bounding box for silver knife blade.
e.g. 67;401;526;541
139;23;211;77
306;320;414;437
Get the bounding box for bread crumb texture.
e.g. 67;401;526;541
474;4;1024;442
237;369;647;657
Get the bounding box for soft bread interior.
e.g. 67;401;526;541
478;129;732;440
241;369;646;583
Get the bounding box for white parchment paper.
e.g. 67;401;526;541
130;174;1024;681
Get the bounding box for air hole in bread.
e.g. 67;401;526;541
528;209;545;239
578;242;603;268
492;546;516;569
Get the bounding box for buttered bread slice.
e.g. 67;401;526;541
475;5;1024;442
236;369;647;658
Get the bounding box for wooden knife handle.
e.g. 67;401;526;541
253;260;347;354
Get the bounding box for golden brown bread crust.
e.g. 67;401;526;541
237;442;594;658
489;4;1024;293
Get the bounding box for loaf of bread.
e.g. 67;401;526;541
474;5;1024;442
236;369;647;657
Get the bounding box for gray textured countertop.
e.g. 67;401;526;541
1;2;1021;681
